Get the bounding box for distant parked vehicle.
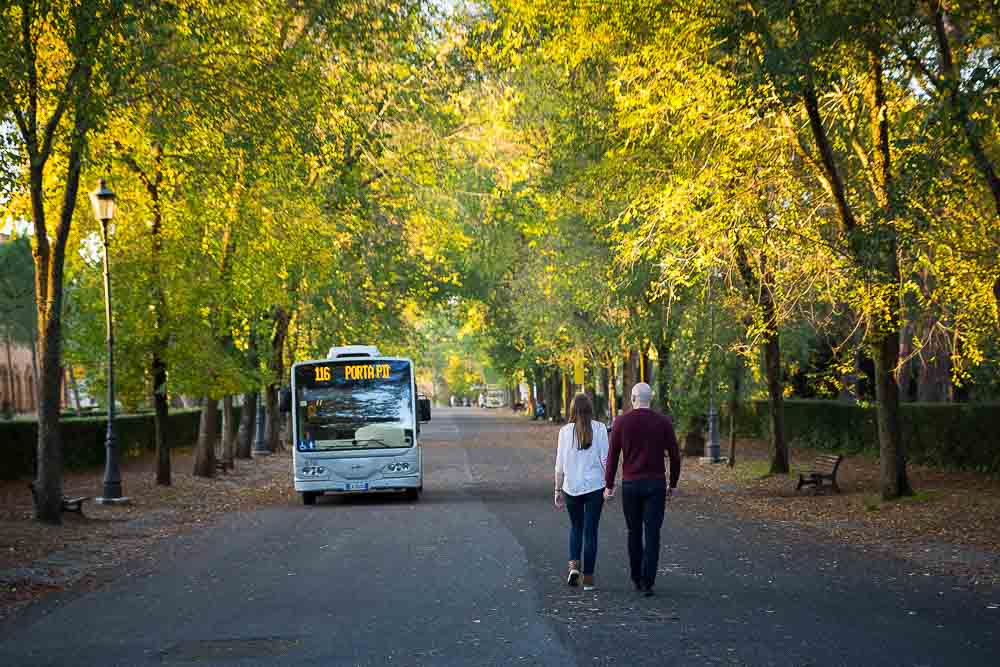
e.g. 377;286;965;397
485;387;506;408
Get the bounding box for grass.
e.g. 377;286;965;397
863;489;936;512
729;459;803;482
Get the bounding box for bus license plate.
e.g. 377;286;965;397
346;482;368;491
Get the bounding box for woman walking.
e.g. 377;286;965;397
554;393;610;591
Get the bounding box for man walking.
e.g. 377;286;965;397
604;382;681;596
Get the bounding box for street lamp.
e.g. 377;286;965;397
90;179;128;504
704;269;722;464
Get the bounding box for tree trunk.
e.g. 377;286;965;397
264;384;280;453
152;352;170;485
34;313;66;523
763;326;788;474
897;319;915;402
528;369;538;415
235;391;257;459
622;349;636;412
875;333;911;499
29;338;39;412
916;339;951;403
221;395;236;470
994;277;1000;329
31;142;88;524
546;367;558;421
67;366;82;415
264;306;290;451
608;362;617;419
563;368;573;420
728;356;743;468
655;340;673;413
869;47;912;499
193;398;218;477
641;349;653;388
598;366;609;419
150;165;171;485
4;334;14;410
733;232;787;474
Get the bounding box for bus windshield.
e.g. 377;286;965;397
294;359;414;451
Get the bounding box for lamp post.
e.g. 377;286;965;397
253;390;270;456
91;180;129;504
704;270;722;463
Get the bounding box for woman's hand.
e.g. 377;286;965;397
554;489;563;508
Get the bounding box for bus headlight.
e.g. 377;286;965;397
383;462;412;474
300;465;327;477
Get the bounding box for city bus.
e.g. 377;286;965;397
290;345;430;505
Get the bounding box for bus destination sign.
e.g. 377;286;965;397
345;364;391;380
310;363;392;383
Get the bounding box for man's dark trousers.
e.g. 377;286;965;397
622;478;666;588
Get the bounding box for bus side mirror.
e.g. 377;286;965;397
279;387;291;414
418;397;431;423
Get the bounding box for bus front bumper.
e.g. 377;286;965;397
294;476;421;494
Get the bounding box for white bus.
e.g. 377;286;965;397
290;345;430;505
485;387;506;408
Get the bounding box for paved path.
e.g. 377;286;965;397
0;409;997;665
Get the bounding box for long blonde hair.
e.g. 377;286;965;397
570;393;594;450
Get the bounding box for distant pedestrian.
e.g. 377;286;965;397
555;393;609;591
604;382;681;596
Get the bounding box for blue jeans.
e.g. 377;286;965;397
565;488;604;576
622;479;666;587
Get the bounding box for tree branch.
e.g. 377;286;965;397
802;81;857;233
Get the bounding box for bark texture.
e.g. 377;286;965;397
728;357;743;468
153;352;170;485
221;395;235;470
621;349;636;412
264;306;290;452
875;332;911;498
235;391;257;459
655;340;673;414
763;327;788;474
193;399;218;478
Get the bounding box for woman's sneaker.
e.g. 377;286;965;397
582;575;595;591
567;561;581;587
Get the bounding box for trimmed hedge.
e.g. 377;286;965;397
722;399;1000;473
0;406;242;479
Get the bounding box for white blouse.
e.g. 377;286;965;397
555;420;610;497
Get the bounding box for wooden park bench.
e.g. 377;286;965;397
28;482;90;514
796;454;844;494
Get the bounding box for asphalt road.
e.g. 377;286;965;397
1;408;997;666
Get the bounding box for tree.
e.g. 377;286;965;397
0;0;209;522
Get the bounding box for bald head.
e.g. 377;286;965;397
631;382;652;408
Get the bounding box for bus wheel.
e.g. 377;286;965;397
405;488;420;501
302;492;317;506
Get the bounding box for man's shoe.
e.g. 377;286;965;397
633;580;643;593
642;582;655;597
567;561;581;587
582;575;595;591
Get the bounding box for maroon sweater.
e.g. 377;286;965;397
605;408;681;489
